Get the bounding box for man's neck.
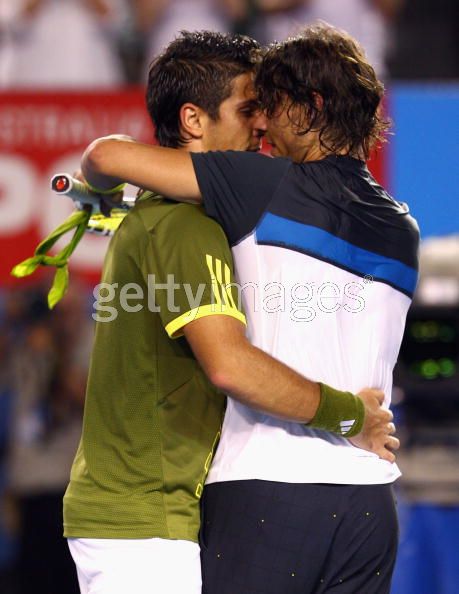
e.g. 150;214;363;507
301;143;362;163
180;138;204;154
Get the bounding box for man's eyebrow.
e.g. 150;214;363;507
237;98;260;109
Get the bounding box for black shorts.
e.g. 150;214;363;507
200;481;398;594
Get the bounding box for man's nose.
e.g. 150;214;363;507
252;110;267;135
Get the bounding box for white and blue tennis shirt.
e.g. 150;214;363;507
192;151;419;485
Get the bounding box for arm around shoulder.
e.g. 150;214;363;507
81;135;201;201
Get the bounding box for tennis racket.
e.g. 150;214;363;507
51;173;136;236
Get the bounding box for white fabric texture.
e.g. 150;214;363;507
207;236;405;486
68;537;202;594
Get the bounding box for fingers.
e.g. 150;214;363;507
347;392;400;463
385;435;400;451
378;409;392;424
100;192;124;217
348;416;399;461
103;191;124;208
72;170;85;182
369;407;392;426
358;388;385;405
376;433;400;463
100;198;112;217
374;390;385;405
378;447;396;464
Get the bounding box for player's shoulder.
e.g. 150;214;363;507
158;201;223;235
133;193;224;238
127;193;202;226
108;194;174;247
397;204;421;244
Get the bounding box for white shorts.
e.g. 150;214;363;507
68;537;202;594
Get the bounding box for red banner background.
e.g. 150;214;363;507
0;90;387;289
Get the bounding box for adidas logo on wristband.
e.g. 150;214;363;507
339;420;356;435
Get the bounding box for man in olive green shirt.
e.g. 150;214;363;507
64;196;244;542
65;31;267;594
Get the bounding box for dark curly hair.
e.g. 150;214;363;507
146;30;261;148
255;24;390;159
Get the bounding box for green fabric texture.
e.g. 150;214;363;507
64;195;244;541
11;209;91;309
309;383;365;438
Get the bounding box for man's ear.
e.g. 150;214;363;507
179;102;204;141
312;92;324;111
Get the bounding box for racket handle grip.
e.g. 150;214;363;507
51;174;135;210
51;174;102;206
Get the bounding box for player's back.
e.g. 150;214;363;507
64;195;226;541
205;154;419;486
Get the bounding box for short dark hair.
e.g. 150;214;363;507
146;31;261;148
255;24;389;158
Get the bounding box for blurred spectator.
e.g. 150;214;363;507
388;0;459;79
222;0;311;44
145;0;230;57
122;0;231;82
117;0;170;83
0;0;125;88
224;0;399;76
1;284;92;594
306;0;401;78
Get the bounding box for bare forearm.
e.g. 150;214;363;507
184;317;320;421
81;136;201;200
184;316;397;460
218;341;321;422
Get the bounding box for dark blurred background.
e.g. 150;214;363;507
0;1;458;593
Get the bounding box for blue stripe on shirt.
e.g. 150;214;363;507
255;213;418;297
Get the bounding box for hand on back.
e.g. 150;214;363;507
349;388;399;463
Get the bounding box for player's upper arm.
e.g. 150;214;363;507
182;313;247;389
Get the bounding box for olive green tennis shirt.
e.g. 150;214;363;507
63;194;245;541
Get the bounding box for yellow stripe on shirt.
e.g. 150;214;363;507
165;304;246;338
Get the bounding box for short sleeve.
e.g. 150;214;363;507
141;204;246;338
191;151;291;246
